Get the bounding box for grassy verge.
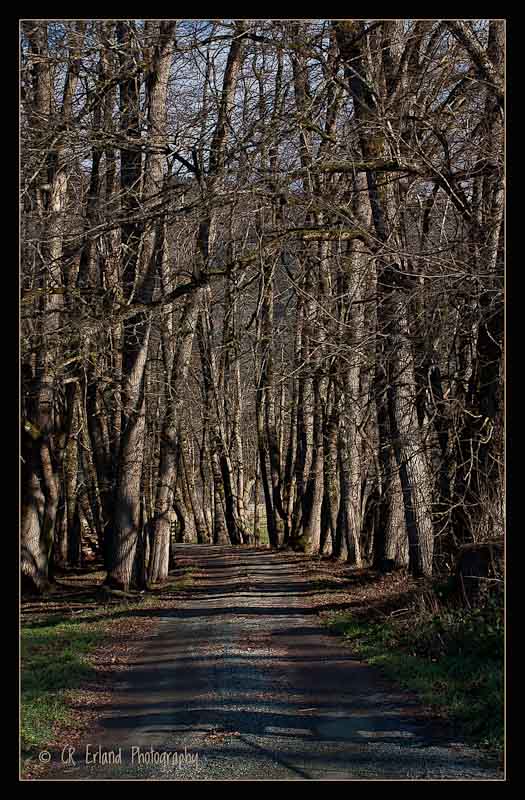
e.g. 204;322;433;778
327;594;504;754
20;566;194;775
21;614;104;755
149;567;197;592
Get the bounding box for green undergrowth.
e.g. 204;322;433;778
164;567;196;591
327;592;504;754
21;615;103;755
20;593;159;768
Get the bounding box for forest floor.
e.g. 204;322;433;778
21;545;503;780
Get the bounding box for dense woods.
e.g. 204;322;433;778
20;19;504;593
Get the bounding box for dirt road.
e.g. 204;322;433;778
48;545;501;780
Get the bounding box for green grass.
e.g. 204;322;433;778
252;519;270;546
256;527;270;546
327;597;504;753
20;571;193;765
21;615;103;753
166;567;196;591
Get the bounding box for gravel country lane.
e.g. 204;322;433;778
47;544;502;781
